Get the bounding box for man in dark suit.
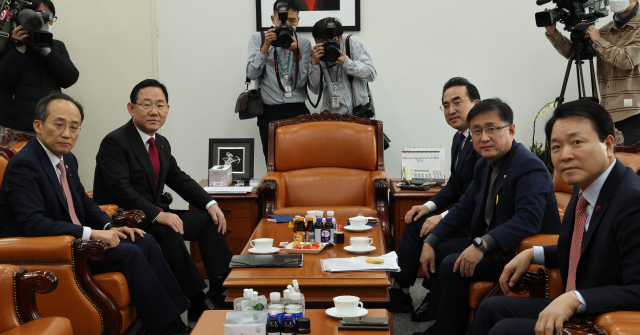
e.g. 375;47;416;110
92;79;232;327
468;100;640;335
0;92;190;335
389;78;482;320
413;99;561;335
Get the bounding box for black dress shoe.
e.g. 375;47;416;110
385;289;414;313
412;323;435;335
188;295;219;328
411;293;433;322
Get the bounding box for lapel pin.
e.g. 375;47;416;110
161;145;164;149
596;206;601;211
496;194;499;205
65;165;68;169
69;173;72;177
504;175;507;178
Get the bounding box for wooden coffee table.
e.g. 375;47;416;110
191;309;394;335
223;218;391;307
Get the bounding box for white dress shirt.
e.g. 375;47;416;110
37;138;110;241
532;159;617;313
134;126;217;223
424;129;470;218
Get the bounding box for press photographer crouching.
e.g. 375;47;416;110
0;0;78;135
247;0;312;162
308;18;376;115
542;0;640;145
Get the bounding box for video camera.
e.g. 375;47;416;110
320;18;341;63
0;0;53;49
535;0;609;32
272;2;295;49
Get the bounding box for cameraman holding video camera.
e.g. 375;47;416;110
0;0;78;135
544;0;640;145
308;18;376;115
247;0;312;162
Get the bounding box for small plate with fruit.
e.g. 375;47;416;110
284;242;327;254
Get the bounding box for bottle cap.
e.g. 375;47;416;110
327;217;333;222
307;210;315;217
251;292;258;300
292;280;299;289
283;313;293;321
283;289;290;298
268;313;278;321
316;217;322;221
315;210;323;217
327;210;334;217
296;317;311;330
298;217;305;221
290;292;301;301
243;288;251;298
270;292;281;302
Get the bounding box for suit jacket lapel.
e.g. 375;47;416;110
156;135;169;198
126;120;157;192
450;133;460;174
31;139;68;212
455;134;473;176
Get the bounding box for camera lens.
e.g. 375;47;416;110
277;29;293;49
535;8;568;27
322;40;341;63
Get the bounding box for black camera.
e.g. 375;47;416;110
535;0;609;31
320;18;341;63
272;2;295;49
3;0;54;48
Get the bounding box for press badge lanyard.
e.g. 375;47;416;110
327;63;341;109
274;48;293;97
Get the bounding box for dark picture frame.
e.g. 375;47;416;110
208;138;255;181
256;0;360;33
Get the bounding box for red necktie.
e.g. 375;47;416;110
56;161;82;226
566;194;588;292
147;137;164;212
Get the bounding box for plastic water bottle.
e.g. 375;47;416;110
268;292;285;325
282;289;291;306
234;288;252;311
291;280;305;315
285;292;304;323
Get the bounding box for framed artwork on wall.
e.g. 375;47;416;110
256;0;360;33
208;138;255;181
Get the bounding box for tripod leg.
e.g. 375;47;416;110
558;54;576;106
589;58;599;103
576;54;587;99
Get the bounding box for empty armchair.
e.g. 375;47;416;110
261;110;391;248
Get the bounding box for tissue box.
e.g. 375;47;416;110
224;324;265;335
209;165;232;187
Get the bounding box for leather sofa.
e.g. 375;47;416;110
0;264;72;335
261;110;391;249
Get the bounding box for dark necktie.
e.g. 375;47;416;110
56;161;82;226
148;137;160;185
455;132;466;169
566;194;588;292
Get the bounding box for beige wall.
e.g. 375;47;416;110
54;0;159;187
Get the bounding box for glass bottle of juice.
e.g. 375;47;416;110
281;314;296;335
266;313;281;335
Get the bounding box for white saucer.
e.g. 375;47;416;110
248;247;280;254
344;225;372;232
326;307;368;318
344;245;376;254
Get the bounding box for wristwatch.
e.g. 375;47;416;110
473;237;487;253
104;223;115;230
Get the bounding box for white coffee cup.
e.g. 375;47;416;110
350;237;373;250
250;238;274;251
333;295;364;316
349;214;368;228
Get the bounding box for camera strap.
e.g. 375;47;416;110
274;31;300;98
345;34;372;109
245;31;266;88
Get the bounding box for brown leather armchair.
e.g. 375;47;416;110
261;110;391;249
0;265;72;335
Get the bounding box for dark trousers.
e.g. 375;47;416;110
392;214;469;290
466;296;554;335
90;234;190;335
419;238;504;335
615;112;640;146
144;209;232;299
257;102;310;162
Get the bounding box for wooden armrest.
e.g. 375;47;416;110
112;209;146;228
561;318;607;335
518;234;559;252
162;191;173;206
15;268;58;323
0;145;16;160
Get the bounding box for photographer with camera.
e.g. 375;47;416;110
308;18;376;115
0;0;78;136
247;0;312;162
543;0;640;145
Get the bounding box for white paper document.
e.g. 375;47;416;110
204;186;255;194
321;251;401;273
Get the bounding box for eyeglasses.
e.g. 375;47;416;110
47;121;81;133
440;99;470;112
471;125;510;138
135;103;168;112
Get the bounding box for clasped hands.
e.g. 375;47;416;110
500;249;582;335
90;226;145;249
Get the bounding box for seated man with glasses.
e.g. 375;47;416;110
412;98;561;335
92;79;232;330
387;78;482;320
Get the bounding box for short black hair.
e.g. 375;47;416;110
312;18;344;40
28;0;56;16
544;99;614;143
442;77;481;102
466;98;513;127
130;79;169;104
35;91;84;122
273;1;299;14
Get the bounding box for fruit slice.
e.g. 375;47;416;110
302;244;311;249
292;243;302;249
311;242;322;249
